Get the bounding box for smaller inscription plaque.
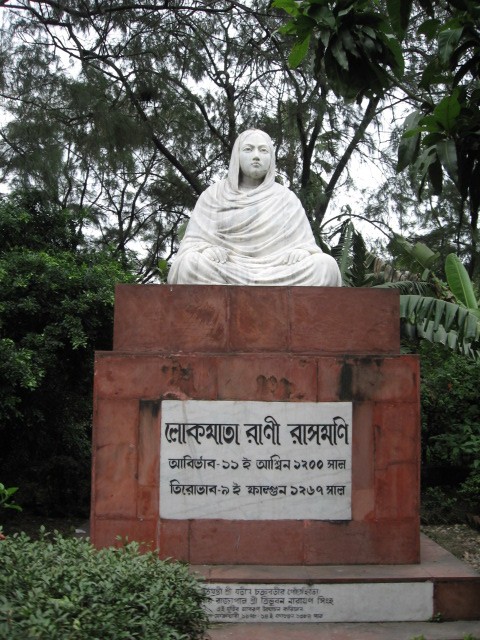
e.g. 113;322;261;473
160;400;352;520
203;582;434;623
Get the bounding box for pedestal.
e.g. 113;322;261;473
91;284;420;565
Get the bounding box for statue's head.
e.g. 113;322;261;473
228;129;275;191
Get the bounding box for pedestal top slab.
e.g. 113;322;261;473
113;285;400;355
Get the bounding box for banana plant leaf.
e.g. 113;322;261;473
445;253;479;311
400;294;480;360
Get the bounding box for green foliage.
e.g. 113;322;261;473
329;219;370;286
0;484;21;512
400;294;480;358
420;342;480;510
273;0;404;101
0;193;133;515
0;0;384;270
458;474;480;512
429;612;444;623
396;1;480;226
389;239;480;358
388;234;440;280
421;487;460;525
0;531;208;639
445;253;479;312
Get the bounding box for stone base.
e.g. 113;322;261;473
193;536;480;623
91;285;421;565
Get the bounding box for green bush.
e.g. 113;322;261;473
458;474;480;512
0;484;21;512
420;487;461;525
420;343;480;512
0;192;134;515
0;531;209;639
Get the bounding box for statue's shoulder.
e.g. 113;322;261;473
193;181;225;213
272;181;302;203
198;179;227;200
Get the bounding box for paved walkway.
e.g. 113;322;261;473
207;620;480;639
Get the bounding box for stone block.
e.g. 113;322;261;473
112;284;401;356
137;485;159;520
373;402;420;470
317;358;342;401
93;397;139;448
138;400;161;486
93;442;137;518
289;288;400;354
434;580;480;620
351;402;374;492
188;520;305;565
113;284;229;352
158;519;190;561
228;286;289;351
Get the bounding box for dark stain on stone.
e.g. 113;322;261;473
339;360;353;400
256;375;294;399
187;304;216;324
180;366;191;380
209;325;225;342
256;375;278;395
161;361;192;385
280;377;294;397
140;399;161;418
339;356;383;401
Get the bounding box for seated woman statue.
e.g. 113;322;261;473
167;129;342;286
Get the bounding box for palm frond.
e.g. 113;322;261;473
330;219;368;286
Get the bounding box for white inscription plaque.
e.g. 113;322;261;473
160;400;352;520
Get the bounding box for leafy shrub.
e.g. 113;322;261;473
419;343;480;517
458;474;480;513
421;344;479;457
420;487;460;525
0;484;21;512
0;193;134;515
0;531;209;639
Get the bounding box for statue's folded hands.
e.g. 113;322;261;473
282;248;311;266
202;246;229;264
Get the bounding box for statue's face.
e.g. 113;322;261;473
239;132;271;182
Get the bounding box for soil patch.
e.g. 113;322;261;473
422;523;480;572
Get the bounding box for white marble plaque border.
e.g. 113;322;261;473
160;400;352;520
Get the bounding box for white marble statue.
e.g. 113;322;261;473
167;129;342;286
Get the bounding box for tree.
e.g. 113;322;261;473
274;0;480;280
397;0;480;278
0;191;133;514
0;0;397;278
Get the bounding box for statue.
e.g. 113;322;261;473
167;129;342;286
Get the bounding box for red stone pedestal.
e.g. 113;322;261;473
91;285;421;565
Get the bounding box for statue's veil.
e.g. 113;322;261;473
227;129;276;192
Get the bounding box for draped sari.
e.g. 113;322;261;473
167;130;341;287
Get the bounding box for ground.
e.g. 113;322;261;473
2;510;479;574
421;523;480;572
